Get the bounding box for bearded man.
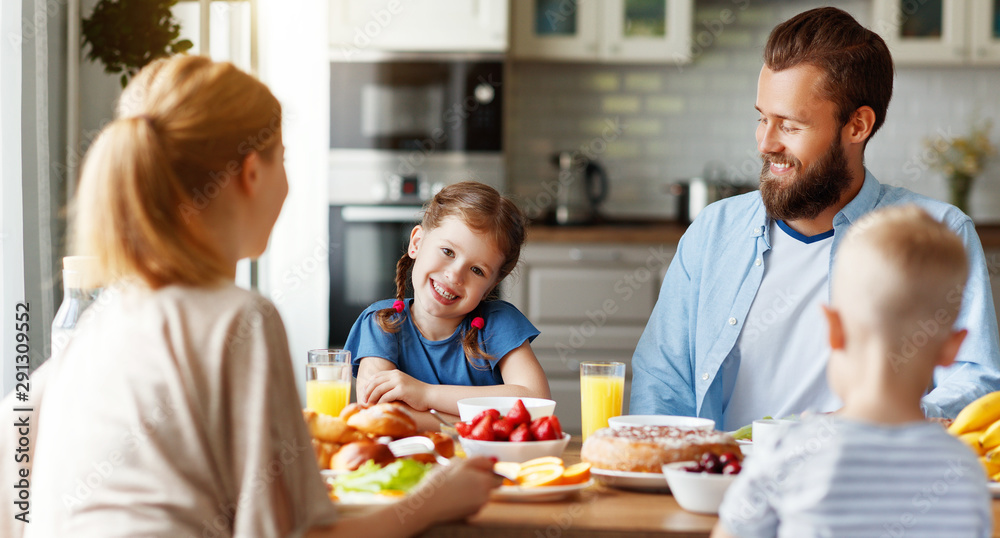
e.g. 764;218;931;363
630;7;1000;428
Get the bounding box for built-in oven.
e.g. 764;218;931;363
328;204;421;346
327;53;505;346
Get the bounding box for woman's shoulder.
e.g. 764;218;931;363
101;282;285;345
155;282;278;320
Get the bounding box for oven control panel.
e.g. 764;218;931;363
388;174;430;203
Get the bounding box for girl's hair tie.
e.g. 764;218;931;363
471;317;485;330
393;300;405;313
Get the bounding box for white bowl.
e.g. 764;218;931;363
662;461;738;514
459;432;570;463
457;397;556;422
608;415;715;431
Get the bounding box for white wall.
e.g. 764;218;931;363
257;0;331;404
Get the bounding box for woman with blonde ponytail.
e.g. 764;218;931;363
16;56;499;538
347;182;550;432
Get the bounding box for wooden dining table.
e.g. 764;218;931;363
418;438;1000;538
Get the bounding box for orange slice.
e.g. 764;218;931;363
518;456;563;469
560;462;591;485
494;461;522;480
517;463;565;488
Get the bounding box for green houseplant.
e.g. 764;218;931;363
924;119;997;215
82;0;194;88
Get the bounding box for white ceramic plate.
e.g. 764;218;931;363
989;482;1000;498
491;479;595;502
736;439;753;456
320;469;349;479
332;491;407;516
591;468;670;492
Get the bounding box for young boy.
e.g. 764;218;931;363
713;205;992;537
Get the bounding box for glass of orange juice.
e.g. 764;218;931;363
306;349;352;417
580;361;625;440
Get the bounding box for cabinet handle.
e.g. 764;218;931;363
569;248;622;262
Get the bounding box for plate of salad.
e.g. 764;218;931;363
326;459;433;515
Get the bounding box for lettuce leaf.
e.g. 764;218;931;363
732;415;772;440
333;459;432;495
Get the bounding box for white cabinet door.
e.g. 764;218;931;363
970;0;1000;64
873;0;997;65
511;0;602;60
511;0;692;63
330;0;507;53
601;0;692;63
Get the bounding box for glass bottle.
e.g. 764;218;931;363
51;256;101;357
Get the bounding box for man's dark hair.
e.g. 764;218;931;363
764;7;894;144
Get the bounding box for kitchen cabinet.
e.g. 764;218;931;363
502;242;673;433
987;249;1000;336
873;0;1000;64
510;0;693;63
329;0;507;55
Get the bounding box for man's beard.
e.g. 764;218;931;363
759;134;852;222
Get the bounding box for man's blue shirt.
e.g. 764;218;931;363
630;169;1000;421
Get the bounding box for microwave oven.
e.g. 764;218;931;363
329;53;503;153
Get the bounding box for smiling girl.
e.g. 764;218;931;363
346;182;550;430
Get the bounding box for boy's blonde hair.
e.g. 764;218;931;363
72;55;282;288
833;205;968;354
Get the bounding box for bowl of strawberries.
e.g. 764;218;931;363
457;397;556;422
455;398;570;463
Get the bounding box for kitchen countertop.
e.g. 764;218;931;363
528;221;1000;248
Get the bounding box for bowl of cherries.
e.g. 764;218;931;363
662;452;743;515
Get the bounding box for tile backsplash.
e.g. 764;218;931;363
506;0;1000;222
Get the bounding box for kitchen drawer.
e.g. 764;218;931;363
527;266;657;324
532;324;644;353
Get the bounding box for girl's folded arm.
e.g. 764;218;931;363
415;341;552;414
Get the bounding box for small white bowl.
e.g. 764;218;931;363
662;461;738;514
459;432;571;463
608;415;715;431
751;418;796;448
457;397;556;422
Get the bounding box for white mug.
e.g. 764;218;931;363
752;418;795;449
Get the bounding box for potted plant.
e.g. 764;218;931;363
924;119;997;215
82;0;194;88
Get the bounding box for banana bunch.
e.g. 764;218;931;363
948;391;1000;480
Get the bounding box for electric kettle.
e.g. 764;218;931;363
551;151;609;225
